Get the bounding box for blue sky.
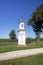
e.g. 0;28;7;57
0;0;43;39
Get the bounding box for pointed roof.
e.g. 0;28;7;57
19;19;24;24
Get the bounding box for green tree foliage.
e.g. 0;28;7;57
28;3;43;43
40;38;43;41
26;38;32;44
9;29;16;40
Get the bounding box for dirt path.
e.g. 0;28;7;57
0;48;43;61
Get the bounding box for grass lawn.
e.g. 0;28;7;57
0;41;43;53
0;54;43;65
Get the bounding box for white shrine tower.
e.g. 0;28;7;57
18;20;26;45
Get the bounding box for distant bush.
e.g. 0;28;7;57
26;37;43;44
40;38;43;41
26;38;32;44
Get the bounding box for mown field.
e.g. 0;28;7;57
0;53;43;65
0;41;43;53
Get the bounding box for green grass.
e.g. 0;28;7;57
0;42;17;46
0;54;43;65
0;41;43;53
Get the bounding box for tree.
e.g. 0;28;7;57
9;29;16;40
28;3;43;43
